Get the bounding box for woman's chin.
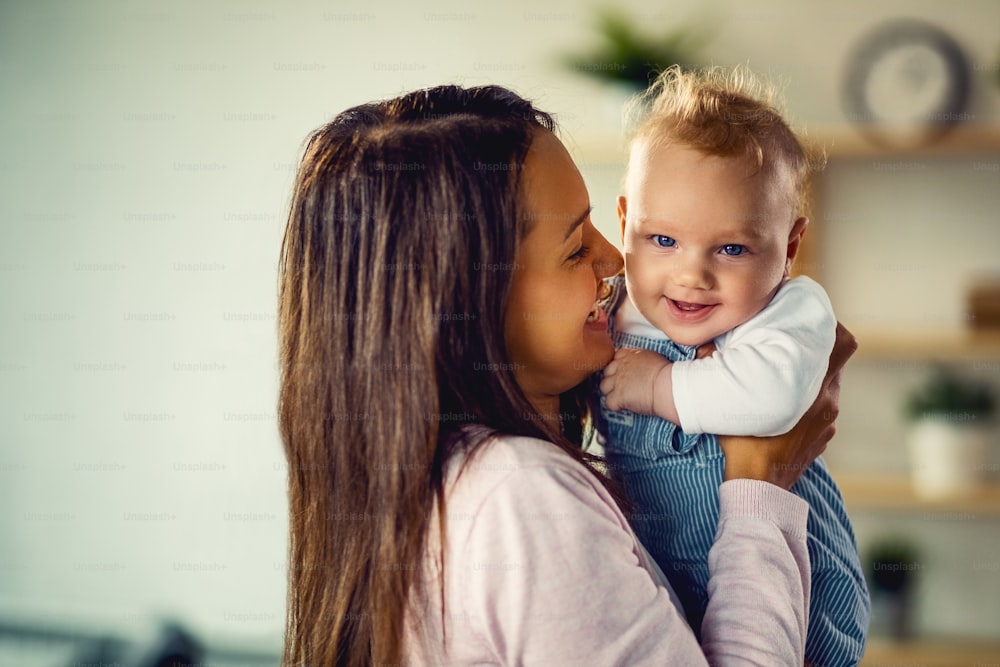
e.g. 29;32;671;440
574;338;614;376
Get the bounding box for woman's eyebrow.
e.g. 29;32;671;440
563;206;593;241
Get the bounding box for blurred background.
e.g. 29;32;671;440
1;0;998;665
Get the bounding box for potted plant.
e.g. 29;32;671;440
865;537;921;640
560;9;708;92
904;367;996;499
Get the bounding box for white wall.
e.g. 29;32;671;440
2;0;999;650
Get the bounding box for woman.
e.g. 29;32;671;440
277;84;854;666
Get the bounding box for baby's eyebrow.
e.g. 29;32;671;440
630;216;769;241
630;215;672;227
729;223;767;238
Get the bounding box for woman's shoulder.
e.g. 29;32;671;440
449;432;599;490
444;431;623;527
453;430;585;470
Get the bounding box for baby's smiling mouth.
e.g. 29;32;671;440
665;297;718;321
670;298;711;312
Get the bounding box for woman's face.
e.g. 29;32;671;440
504;130;624;417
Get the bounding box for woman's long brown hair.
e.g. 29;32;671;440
278;85;614;666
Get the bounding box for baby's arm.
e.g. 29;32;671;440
600;348;682;424
674;278;836;436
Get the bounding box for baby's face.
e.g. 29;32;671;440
620;140;805;347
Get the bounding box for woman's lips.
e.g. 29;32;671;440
665;297;717;322
584;303;609;331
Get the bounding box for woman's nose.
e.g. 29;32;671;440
592;231;624;279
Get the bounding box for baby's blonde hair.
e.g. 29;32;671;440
626;65;822;215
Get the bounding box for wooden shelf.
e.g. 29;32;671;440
862;636;1000;666
850;328;1000;361
835;473;1000;517
812;124;1000;159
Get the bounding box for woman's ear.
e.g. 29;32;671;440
785;217;809;276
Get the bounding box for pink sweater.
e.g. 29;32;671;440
404;434;810;665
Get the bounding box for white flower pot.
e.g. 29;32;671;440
906;417;992;499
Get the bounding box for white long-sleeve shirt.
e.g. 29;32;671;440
404;433;810;665
620;276;836;436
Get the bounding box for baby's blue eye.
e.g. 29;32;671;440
653;235;675;248
720;244;746;256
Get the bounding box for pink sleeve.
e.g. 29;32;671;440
454;455;810;665
703;480;811;664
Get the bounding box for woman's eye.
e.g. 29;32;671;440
653;235;675;248
569;245;591;262
720;244;746;256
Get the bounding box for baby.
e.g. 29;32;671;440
598;66;869;666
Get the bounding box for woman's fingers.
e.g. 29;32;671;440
827;323;858;384
695;342;716;360
718;323;856;489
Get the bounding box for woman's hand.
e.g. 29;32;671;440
717;323;858;490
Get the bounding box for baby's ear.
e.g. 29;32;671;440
617;196;628;244
785;217;809;275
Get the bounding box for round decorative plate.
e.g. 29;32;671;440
842;19;972;149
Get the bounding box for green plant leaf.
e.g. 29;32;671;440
904;367;996;420
560;7;710;90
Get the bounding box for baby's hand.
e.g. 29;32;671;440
599;348;670;416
